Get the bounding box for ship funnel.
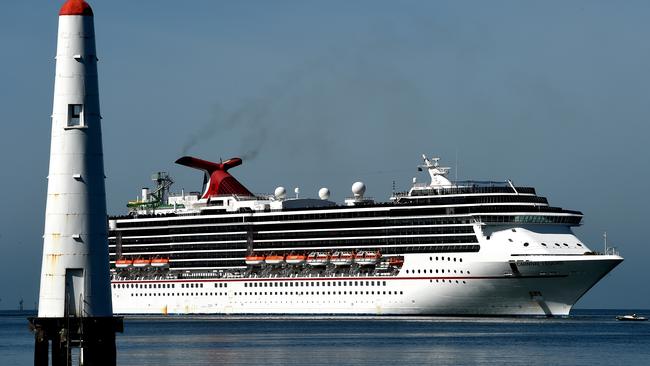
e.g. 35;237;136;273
175;156;252;198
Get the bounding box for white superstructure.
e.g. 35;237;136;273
109;154;622;316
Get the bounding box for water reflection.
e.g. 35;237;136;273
1;311;648;366
116;312;650;366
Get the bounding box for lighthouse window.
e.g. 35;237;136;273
67;104;83;127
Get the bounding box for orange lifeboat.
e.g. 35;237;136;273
115;258;133;268
388;256;404;267
245;254;266;265
355;251;381;266
306;252;330;266
151;258;170;267
286;253;307;265
132;258;151;268
330;251;354;266
265;254;286;265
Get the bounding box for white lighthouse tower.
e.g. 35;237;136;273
29;1;122;365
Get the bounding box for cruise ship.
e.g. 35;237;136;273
108;154;623;316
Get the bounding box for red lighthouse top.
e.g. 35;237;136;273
59;0;93;16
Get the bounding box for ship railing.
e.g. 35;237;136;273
395;182;536;198
591;247;619;256
344;196;376;201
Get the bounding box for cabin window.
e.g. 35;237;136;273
67;104;83;127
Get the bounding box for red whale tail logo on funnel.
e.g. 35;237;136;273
175;156;253;198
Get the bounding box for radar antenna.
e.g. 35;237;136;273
417;154;453;188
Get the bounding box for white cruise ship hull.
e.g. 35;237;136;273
109;154;624;317
111;254;621;316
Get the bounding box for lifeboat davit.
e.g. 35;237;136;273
306;252;330;266
286;254;307;265
115;259;133;268
151;258;170;267
132;259;151;268
265;254;286;265
355;251;381;265
330;251;354;266
245;254;266;265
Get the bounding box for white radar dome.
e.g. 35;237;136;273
274;186;287;199
352;181;366;198
318;188;330;200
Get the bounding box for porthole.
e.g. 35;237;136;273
524;242;529;247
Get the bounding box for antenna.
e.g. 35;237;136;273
603;231;608;253
455;149;458;183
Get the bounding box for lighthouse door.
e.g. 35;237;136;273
65;269;85;317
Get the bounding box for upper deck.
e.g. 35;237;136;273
111;154;581;228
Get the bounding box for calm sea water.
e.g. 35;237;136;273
1;309;649;366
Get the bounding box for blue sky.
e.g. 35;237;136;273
0;0;649;310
